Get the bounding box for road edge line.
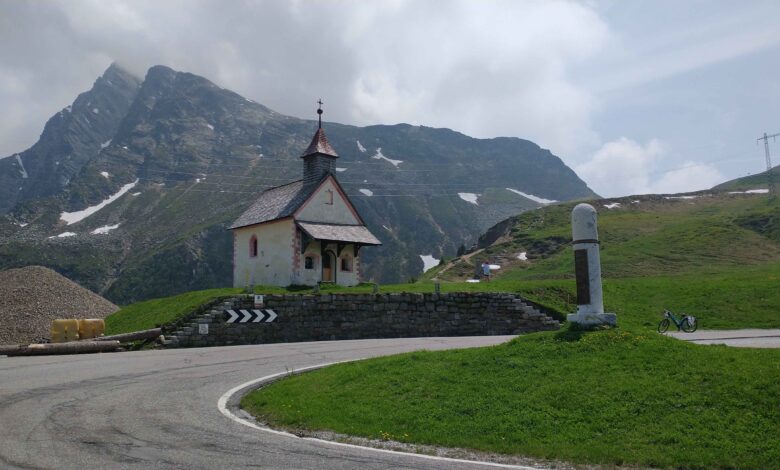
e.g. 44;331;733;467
217;361;539;470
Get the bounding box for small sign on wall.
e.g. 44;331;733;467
198;323;209;335
254;295;265;308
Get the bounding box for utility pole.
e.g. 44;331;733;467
757;132;779;198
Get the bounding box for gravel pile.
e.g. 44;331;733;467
0;266;119;345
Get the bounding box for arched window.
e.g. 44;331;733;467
249;235;258;258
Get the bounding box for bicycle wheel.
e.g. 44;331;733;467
682;316;698;333
658;318;670;333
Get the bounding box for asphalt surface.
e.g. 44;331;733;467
0;336;521;470
667;329;780;348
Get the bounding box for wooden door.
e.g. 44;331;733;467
322;253;333;282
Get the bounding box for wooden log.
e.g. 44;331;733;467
91;328;162;343
3;341;121;356
0;345;23;356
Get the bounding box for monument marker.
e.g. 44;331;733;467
567;203;617;326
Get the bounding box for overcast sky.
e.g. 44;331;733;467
2;0;779;197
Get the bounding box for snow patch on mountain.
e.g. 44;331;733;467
420;254;440;272
729;189;769;194
336;167;347;172
91;223;120;235
603;202;621;209
359;188;373;196
100;171;110;179
60;179;139;225
101;139;111;149
458;193;479;205
356;140;366;152
505;188;556;204
49;232;76;239
371;148;403;167
15;154;28;178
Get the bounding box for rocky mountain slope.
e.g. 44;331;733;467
0;64;597;304
0;64;141;214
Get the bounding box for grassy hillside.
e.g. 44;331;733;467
712;165;778;192
432;192;780;283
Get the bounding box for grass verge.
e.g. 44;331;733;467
242;328;780;469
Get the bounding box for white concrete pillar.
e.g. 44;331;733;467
567;203;616;326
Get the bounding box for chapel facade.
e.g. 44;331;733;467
230;107;381;287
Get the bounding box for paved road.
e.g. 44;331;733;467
0;336;521;470
667;329;780;348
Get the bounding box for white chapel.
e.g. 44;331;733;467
230;105;381;287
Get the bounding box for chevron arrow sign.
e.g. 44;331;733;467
224;309;278;324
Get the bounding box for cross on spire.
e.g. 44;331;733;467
317;99;324;129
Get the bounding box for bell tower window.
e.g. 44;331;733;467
249;235;258;258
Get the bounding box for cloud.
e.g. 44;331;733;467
576;137;724;197
582;2;780;95
0;0;609;158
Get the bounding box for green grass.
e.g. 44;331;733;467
509;264;780;331
243;328;780;469
105;287;242;335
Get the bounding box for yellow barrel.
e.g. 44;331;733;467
51;319;80;343
77;319;105;340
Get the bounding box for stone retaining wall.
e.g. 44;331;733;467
166;292;560;348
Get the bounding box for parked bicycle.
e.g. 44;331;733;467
658;309;698;333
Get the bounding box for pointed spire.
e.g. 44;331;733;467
300;100;338;158
317;98;323;129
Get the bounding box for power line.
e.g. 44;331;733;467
131;177;523;198
757;132;779;198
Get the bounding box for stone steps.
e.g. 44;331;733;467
162;296;246;348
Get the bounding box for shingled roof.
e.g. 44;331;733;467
300;128;338;158
297;222;381;245
229;179;316;229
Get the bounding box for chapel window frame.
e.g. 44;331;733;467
249;235;258;258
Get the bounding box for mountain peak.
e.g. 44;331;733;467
103;62;140;81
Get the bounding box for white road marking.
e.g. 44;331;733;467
218;362;540;469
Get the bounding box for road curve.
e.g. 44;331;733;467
0;336;516;469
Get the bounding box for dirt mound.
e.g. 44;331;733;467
0;266;118;345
